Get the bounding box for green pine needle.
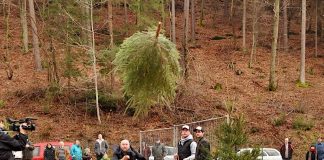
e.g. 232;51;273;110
114;30;181;117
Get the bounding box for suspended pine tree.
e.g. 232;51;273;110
114;24;181;117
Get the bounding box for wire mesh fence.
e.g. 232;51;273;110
139;116;229;155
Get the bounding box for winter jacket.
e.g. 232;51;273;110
56;146;70;160
0;132;28;160
94;139;109;157
316;143;324;160
44;145;56;160
112;146;145;160
70;144;82;160
177;135;197;160
152;143;165;160
195;137;211;160
280;143;293;159
306;151;317;160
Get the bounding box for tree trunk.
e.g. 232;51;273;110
230;0;237;47
283;0;288;53
161;0;166;29
315;0;318;57
269;0;280;91
224;0;229;21
19;0;28;53
183;0;190;80
90;0;101;124
108;0;114;48
249;0;259;68
300;0;306;84
171;0;176;44
28;0;42;71
242;0;246;53
4;1;13;80
124;0;128;36
199;0;204;26
191;0;196;45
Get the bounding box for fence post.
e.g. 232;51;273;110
173;125;177;148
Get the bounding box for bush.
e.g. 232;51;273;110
292;116;314;131
272;114;286;126
0;100;5;108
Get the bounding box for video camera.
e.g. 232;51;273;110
6;117;37;132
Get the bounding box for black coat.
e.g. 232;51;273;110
0;132;28;160
306;151;316;160
195;137;211;160
112;146;145;160
44;146;56;160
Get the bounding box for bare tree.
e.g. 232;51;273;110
108;0;114;48
269;0;280;91
315;0;318;57
19;0;28;53
300;0;306;84
199;0;204;26
242;0;246;53
191;0;196;45
283;0;288;53
28;0;42;71
249;0;259;68
171;0;176;44
183;0;190;79
89;0;101;124
124;0;128;36
224;0;229;20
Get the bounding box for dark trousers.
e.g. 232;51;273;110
283;158;291;160
96;155;103;160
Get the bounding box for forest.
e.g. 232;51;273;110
0;0;323;159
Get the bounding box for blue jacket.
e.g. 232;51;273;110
316;143;324;160
70;144;82;160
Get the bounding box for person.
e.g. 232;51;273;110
280;138;293;160
0;119;29;160
112;139;145;160
142;142;151;160
22;141;34;160
316;137;324;160
94;134;109;160
70;140;82;160
55;141;70;160
306;145;317;160
174;125;197;160
151;139;165;160
193;126;211;160
44;143;56;160
82;148;92;160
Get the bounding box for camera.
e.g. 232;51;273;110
6;117;37;132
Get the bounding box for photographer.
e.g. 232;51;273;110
0;119;29;160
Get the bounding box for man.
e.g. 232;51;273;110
174;125;197;160
55;141;70;160
280;138;293;160
70;140;82;160
193;126;211;160
94;134;109;160
112;139;145;160
152;138;166;160
316;137;324;160
0;120;29;160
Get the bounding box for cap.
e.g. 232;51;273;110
182;125;190;130
193;126;204;132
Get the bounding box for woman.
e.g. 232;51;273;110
44;143;56;160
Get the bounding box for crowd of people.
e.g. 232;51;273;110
1;119;323;160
